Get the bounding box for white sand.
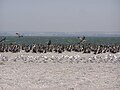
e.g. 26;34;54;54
0;52;120;90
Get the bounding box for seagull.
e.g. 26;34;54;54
16;33;23;38
77;36;86;44
0;37;6;42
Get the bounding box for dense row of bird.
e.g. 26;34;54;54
0;54;120;64
0;42;120;54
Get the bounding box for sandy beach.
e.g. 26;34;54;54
0;52;120;90
1;0;120;89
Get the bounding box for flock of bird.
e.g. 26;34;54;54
0;33;120;54
0;41;120;54
0;53;120;64
0;33;120;64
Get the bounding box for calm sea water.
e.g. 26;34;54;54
0;36;120;45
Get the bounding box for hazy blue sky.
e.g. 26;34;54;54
0;0;120;34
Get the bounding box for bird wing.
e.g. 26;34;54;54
16;33;20;36
0;37;6;42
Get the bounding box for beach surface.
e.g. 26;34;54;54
0;52;120;90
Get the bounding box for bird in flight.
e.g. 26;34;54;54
0;37;6;42
16;33;23;38
77;36;86;44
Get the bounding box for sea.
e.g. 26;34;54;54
0;36;120;45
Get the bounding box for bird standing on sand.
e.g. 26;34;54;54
47;40;51;45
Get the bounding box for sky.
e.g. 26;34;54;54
0;0;120;35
